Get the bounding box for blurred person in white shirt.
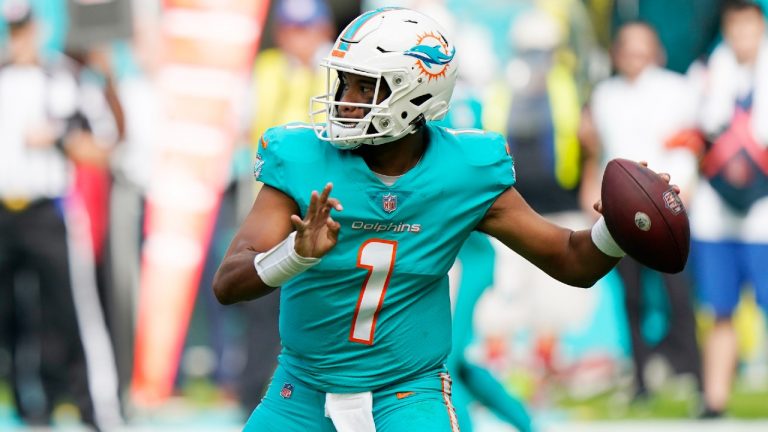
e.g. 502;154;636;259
580;21;703;403
689;0;768;418
0;1;121;429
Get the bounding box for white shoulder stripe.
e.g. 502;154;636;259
285;123;322;131
444;127;485;135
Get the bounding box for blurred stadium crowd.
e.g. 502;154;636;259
0;0;767;430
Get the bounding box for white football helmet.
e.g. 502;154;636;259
310;7;458;149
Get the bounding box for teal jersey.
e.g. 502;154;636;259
256;122;515;392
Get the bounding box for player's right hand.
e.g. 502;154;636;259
592;161;679;214
291;182;343;259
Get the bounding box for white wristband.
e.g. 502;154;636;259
254;232;320;287
590;216;626;258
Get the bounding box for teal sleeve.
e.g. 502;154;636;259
255;127;289;195
452;128;516;190
464;130;517;221
431;126;517;230
484;132;516;190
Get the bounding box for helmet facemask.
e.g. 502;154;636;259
311;63;412;150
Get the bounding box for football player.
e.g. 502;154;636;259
214;7;655;432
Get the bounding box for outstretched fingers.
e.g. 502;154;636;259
317;183;343;211
302;190;320;227
292;183;343;232
318;182;332;204
290;183;344;258
326;197;343;212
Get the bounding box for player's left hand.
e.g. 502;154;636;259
592;161;680;214
291;182;343;259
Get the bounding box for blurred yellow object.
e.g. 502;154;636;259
697;290;766;359
734;291;766;360
1;198;30;212
52;402;81;426
483;61;581;190
250;48;327;146
547;60;581;190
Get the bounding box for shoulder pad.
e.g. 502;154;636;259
433;126;510;167
260;123;325;163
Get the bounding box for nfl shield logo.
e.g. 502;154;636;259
280;383;294;399
663;190;683;215
382;193;397;213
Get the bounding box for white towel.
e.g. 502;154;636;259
325;392;376;432
700;37;768;147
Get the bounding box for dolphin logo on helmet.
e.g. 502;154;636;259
404;32;456;81
405;43;455;67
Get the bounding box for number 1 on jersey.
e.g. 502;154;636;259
349;239;397;345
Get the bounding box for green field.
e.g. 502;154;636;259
555;382;768;420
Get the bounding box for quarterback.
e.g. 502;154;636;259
214;7;638;432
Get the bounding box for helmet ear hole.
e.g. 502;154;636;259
401;111;408;119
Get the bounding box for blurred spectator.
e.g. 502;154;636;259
449;234;534;432
0;0;120;429
589;0;722;74
480;8;597;405
536;0;608;102
61;43;130;420
65;43;124;331
689;0;768;418
580;21;702;403
423;6;533;430
489;8;585;215
237;0;335;412
249;0;334;143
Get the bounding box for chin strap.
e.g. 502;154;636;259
327;114;424;149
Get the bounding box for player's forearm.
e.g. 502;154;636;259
559;229;621;288
530;229;619;288
213;252;276;305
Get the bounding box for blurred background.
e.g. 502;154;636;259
0;0;767;430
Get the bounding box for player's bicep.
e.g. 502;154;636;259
225;184;299;257
477;187;571;265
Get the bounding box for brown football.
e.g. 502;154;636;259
601;158;690;273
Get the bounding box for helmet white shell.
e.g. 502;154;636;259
310;7;458;149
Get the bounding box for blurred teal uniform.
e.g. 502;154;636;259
245;122;515;431
449;233;534;432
